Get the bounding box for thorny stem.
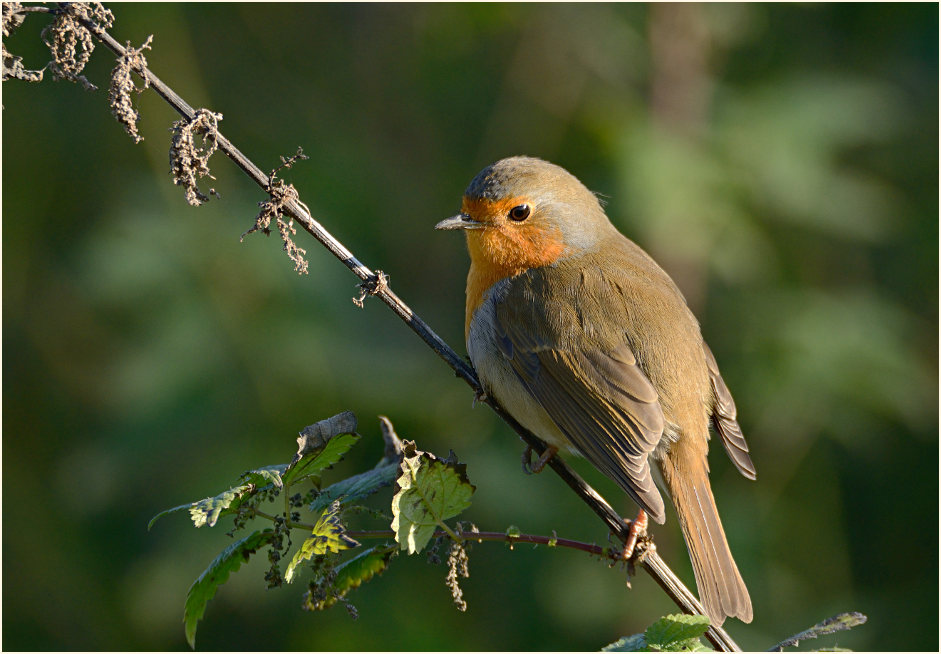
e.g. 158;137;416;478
36;5;740;650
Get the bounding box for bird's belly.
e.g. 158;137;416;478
466;293;574;453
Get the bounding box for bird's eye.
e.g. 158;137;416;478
508;204;531;221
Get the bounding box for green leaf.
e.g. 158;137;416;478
241;464;289;489
309;460;399;512
150;467;283;531
602;634;648;652
184;529;274;649
772;611;868;651
390;442;475;554
645;614;711;652
284;432;360;488
150;483;256;530
149;501;197;530
188;483;255;528
305;545;396;611
285;500;360;583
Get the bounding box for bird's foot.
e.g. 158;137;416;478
620;509;649;560
472;388;488;406
521;444;558;475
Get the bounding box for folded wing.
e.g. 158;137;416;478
495;313;668;523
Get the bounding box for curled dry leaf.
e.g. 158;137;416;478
296;411;358;459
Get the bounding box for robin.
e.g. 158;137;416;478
436;156;755;625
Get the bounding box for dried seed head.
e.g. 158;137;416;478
446;540;470;612
41;2;114;90
169;108;222;206
109;36;152;143
241;176;309;275
3;3;45;83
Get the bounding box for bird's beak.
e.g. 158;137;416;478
435;213;484;231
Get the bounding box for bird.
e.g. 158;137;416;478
435;156;756;626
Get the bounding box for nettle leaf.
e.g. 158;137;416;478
150;468;287;531
241;464;289;489
645;614;711;652
149;501;197;530
184;529;274;649
602;634;648;652
772;611;868;651
309;460;399;512
285;500;360;583
604;615;712;653
189;483;255;528
150;482;257;530
306;545;396;611
284;431;360;488
390;442;475;554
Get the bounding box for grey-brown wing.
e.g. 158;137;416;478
703;343;756;480
495;315;668;523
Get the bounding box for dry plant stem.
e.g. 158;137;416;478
73;12;738;652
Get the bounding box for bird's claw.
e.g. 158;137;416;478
620;509;649;561
521;444;558;475
521;445;535;474
472;388;488;407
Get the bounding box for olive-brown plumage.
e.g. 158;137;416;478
436;156;755;625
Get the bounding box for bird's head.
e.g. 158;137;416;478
436;156;612;273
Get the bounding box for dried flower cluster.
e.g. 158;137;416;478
108;35;151;143
446;540;470;612
2;2;25;36
2;2;44;82
302;553;358;617
169;108;222;206
40;1;113;90
242;177;310;275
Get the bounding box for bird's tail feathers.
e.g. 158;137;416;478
663;445;753;626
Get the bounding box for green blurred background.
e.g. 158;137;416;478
2;3;937;651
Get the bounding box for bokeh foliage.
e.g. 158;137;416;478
2;3;937;651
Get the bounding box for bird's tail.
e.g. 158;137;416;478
660;440;753;626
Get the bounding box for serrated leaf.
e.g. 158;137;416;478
241;464;289;488
149;501;196;530
676;639;711;652
772;611;868;651
189;483;255;528
306;545;396;611
390;443;475;554
602;634;648;652
285;500;360;583
309;461;398;512
284;432;360;488
151;483;255;531
645;614;711;652
184;529;274;649
150;469;278;531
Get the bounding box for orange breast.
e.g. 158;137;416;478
463;219;566;337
